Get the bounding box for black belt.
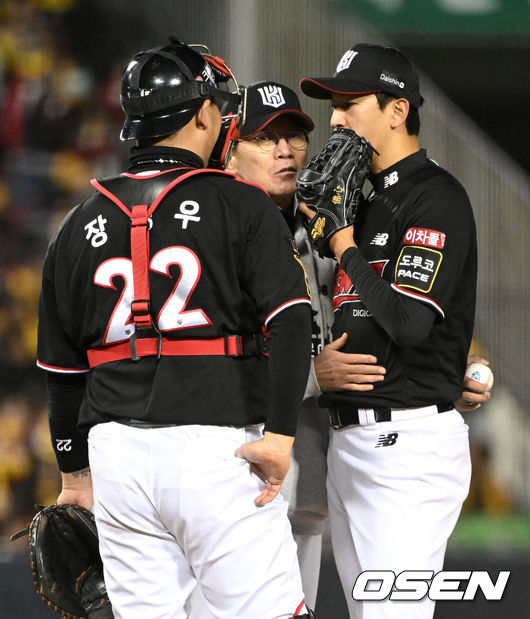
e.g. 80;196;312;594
329;403;454;430
117;419;181;429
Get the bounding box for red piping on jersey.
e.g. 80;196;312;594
87;335;255;368
149;168;234;214
36;360;90;374
265;298;312;326
120;168;186;179
391;283;445;318
90;168;235;219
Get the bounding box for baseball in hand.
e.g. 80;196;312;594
465;362;494;389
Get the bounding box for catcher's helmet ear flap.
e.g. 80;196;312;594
208;90;247;169
120;36;244;146
189;42;247;168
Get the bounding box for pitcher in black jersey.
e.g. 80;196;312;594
300;44;480;619
37;38;315;619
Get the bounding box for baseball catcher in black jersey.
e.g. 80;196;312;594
37;36;315;618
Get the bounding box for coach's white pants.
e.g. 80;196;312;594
327;408;471;619
88;422;306;619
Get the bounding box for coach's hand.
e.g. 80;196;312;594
315;332;386;392
237;432;294;507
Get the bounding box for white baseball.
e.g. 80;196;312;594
465;362;494;389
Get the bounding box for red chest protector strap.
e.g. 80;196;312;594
88;167;263;366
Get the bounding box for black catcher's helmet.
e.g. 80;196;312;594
120;36;245;165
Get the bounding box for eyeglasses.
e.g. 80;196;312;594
241;129;309;152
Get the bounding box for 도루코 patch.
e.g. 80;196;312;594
394;245;442;293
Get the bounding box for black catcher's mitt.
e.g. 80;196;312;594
12;504;113;618
295;128;374;257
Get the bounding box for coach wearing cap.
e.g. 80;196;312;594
227;81;313;208
298;44;479;619
225;80;387;609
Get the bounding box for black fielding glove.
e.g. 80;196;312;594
12;504;113;618
295;128;374;258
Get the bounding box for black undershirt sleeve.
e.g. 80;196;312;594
46;372;90;472
341;246;436;348
263;303;312;436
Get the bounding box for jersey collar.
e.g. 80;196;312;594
129;146;204;170
369;148;428;193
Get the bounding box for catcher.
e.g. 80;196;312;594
35;36;314;619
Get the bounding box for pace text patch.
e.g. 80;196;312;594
395;246;442;293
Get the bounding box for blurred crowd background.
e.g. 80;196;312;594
0;0;132;539
0;4;528;613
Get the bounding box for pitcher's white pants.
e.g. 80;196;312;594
327;408;471;619
88;422;307;619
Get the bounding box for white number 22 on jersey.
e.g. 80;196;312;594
94;246;211;344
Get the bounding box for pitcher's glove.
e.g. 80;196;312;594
11;504;113;618
295;128;374;257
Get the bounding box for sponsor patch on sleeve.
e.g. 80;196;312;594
403;227;445;249
395;246;442;293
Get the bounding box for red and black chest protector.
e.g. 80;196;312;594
87;167;267;367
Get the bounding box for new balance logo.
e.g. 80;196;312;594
384;171;399;188
375;433;398;447
257;85;286;108
370;233;389;246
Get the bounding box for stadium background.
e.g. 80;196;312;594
0;0;528;616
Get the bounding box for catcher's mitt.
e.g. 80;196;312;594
295;128;374;257
11;504;113;618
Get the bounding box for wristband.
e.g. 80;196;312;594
48;415;89;472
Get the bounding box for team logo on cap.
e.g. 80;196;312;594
257;85;286;108
336;50;358;73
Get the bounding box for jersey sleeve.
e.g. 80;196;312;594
237;186;312;326
391;173;477;317
263;303;312;436
37;219;91;374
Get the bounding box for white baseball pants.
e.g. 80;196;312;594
88;422;307;619
186;532;323;618
327;407;471;619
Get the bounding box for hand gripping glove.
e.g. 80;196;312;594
295;128;374;258
12;504;113;618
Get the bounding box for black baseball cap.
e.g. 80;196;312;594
300;44;424;109
238;81;314;138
